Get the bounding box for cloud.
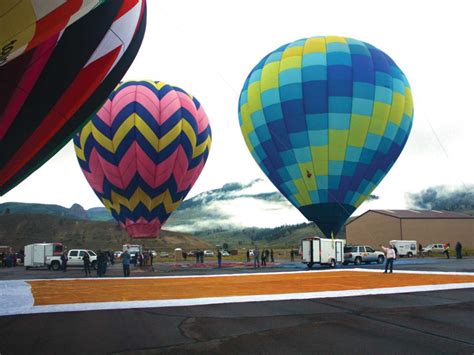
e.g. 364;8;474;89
406;185;474;211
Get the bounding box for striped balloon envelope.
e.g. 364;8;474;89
74;80;212;238
0;0;147;195
238;36;414;238
0;0;105;66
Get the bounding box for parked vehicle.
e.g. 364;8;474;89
220;250;230;257
343;245;385;265
301;237;345;268
203;250;214;257
113;251;122;258
45;249;97;270
24;243;64;269
421;243;445;255
159;251;169;258
389;240;417;257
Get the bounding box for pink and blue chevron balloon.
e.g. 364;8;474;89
239;36;413;238
74;80;212;238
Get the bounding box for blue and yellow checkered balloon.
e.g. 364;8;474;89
238;36;413;237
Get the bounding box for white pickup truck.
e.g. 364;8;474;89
46;249;98;271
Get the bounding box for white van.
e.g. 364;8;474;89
389;240;417;258
301;237;345;268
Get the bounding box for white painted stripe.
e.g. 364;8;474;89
1;281;473;317
0;280;34;316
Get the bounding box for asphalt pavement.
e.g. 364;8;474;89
0;257;473;354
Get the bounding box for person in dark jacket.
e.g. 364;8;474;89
455;242;463;259
60;251;68;272
83;252;91;277
217;250;222;268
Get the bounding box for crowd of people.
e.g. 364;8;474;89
0;249;23;268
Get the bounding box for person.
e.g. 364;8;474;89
122;250;131;277
261;249;267;267
100;251;108;276
60;251;68;272
290;249;294;262
443;243;450;259
83;252;91;277
138;253;144;267
149;251;154;269
200;250;204;264
195;250;200;264
455;242;463;259
270;249;274;263
253;248;260;268
418;243;423;257
246;249;250;263
217;250;222;268
97;250;104;277
393;245;398;258
380;244;396;273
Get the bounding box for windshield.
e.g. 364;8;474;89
88;250;97;256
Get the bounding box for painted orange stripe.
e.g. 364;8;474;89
28;271;474;306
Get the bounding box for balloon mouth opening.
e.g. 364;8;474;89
124;223;161;239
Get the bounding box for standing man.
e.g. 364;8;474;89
122;250;131;277
254;248;260;268
270;249;274;263
83;252;91;277
217;250;222;268
60;251;68;272
380;244;396;274
455;242;463;259
443;243;450;259
246;249;250;263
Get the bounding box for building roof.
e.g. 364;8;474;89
346;209;474;226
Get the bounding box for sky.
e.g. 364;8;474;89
1;0;474;218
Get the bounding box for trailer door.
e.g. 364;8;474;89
312;239;321;263
34;246;45;265
302;240;312;263
335;241;343;263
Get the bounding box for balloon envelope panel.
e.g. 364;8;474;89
74;81;212;238
238;36;413;237
0;0;146;195
0;0;105;66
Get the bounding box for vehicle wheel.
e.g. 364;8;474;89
91;261;97;270
354;257;362;265
329;259;336;268
407;252;413;258
51;261;60;271
307;263;313;269
377;255;385;264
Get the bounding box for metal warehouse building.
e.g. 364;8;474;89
345;210;474;248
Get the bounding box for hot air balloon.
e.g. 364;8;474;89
238;36;413;238
0;0;104;66
74;80;212;238
0;0;147;195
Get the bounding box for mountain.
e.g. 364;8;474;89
0;213;212;251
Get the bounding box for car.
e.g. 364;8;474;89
113;251;122;258
203;250;214;257
220;250;230;257
187;250;197;257
159;251;169;258
343;245;385;265
422;243;445;255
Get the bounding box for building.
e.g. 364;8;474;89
345;210;474;248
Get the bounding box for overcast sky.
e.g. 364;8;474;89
1;0;473;217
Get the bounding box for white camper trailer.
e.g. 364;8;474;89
24;243;64;269
301;237;345;268
390;240;417;257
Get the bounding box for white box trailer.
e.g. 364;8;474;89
390;240;417;258
24;243;64;268
301;237;345;268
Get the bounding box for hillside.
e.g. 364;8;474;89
0;214;212;252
